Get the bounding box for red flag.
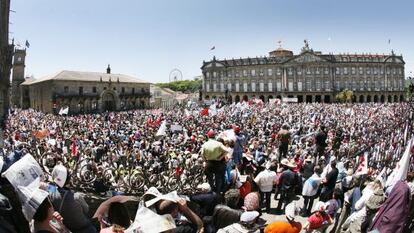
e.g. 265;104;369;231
72;138;77;157
153;117;161;127
201;108;209;116
146;118;152;127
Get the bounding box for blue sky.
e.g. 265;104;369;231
9;0;414;83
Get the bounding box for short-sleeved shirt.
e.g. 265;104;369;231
265;221;302;233
201;139;226;161
254;169;277;192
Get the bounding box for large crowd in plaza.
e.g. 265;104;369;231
0;100;413;233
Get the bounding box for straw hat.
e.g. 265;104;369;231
288;160;297;168
281;158;290;167
305;156;313;162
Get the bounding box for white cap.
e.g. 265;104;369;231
240;211;259;223
52;164;67;188
313;201;327;212
197;183;211;192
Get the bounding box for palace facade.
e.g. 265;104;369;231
200;44;405;103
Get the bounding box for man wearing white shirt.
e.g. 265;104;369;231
301;166;322;216
254;162;276;212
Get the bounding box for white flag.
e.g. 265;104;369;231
376;167;387;188
356;152;369;175
184;109;191;118
404;123;409;144
155;121;167;137
386;138;413;188
59;107;69;115
209;103;217;116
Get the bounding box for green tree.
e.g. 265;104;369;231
335;90;354;103
157;79;202;93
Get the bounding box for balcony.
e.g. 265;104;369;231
54;93;99;99
119;92;151;98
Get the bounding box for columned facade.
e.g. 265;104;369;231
201;44;406;103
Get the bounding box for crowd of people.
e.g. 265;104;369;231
0;100;414;233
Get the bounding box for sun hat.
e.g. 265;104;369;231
305;156;313;162
52;164;67;188
281;158;290;167
288;160;297;168
143;187;161;198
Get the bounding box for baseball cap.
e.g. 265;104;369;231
52;164;67;188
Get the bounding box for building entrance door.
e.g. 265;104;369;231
102;92;116;111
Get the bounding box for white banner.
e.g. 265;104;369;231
282;97;298;103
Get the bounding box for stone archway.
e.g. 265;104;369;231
380;95;385;103
359;95;364;103
324;95;331;103
400;95;404;102
374;95;378;103
228;95;233;103
242;95;248;102
394;95;398;102
367;95;372;102
388;95;392;103
100;90;120;112
235;95;240;103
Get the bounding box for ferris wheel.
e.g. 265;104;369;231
169;69;183;82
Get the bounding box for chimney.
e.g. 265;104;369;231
106;64;111;74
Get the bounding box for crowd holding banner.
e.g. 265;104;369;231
0;100;413;233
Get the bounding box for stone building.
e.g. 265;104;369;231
201;43;405;103
20;67;151;114
0;0;14;126
11;48;26;108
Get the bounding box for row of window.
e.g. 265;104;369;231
205;66;403;79
63;86;149;95
205;80;404;92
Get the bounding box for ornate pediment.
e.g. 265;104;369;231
286;52;328;64
202;61;225;69
384;56;404;64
